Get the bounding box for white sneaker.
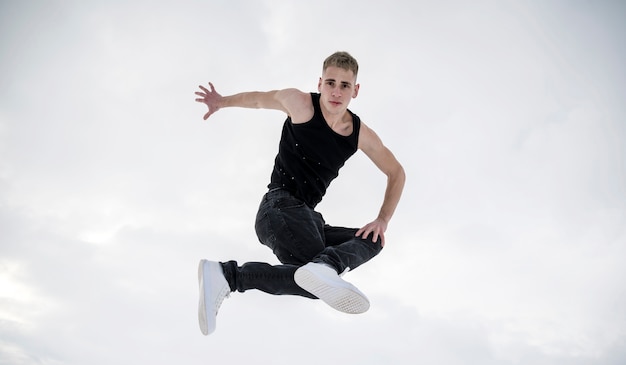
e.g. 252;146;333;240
294;262;370;314
198;260;231;335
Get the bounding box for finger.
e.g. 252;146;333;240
209;82;215;92
195;91;206;97
198;85;209;93
203;111;211;120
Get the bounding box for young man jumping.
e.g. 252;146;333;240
194;51;405;335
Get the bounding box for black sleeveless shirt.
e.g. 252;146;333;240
268;93;361;207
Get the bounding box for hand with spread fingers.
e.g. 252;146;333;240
195;82;222;120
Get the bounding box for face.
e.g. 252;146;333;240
317;66;360;114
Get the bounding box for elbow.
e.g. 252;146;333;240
398;165;407;188
389;163;406;187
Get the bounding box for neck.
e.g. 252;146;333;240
320;104;348;126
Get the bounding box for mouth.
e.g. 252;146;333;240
329;101;342;106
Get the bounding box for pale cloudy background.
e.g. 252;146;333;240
1;0;625;364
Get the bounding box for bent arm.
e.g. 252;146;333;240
360;124;405;224
356;123;406;245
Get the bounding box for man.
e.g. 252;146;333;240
194;51;405;335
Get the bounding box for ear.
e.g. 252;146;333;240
353;83;360;98
318;77;322;92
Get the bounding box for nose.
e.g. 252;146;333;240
331;85;342;97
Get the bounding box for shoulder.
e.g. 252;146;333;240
274;88;311;105
275;89;314;123
358;122;384;152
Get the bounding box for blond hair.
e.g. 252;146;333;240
323;51;359;78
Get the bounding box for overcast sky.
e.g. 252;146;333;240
1;0;625;364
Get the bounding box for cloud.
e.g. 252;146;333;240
1;0;625;364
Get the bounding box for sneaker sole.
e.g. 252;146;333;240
294;267;370;314
198;260;210;335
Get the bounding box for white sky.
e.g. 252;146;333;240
1;0;625;364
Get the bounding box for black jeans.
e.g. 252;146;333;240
221;189;383;298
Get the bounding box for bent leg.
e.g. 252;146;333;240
313;225;384;274
224;190;381;298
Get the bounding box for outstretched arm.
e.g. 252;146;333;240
355;123;406;247
195;82;310;121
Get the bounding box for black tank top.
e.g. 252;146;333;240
268;93;361;207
